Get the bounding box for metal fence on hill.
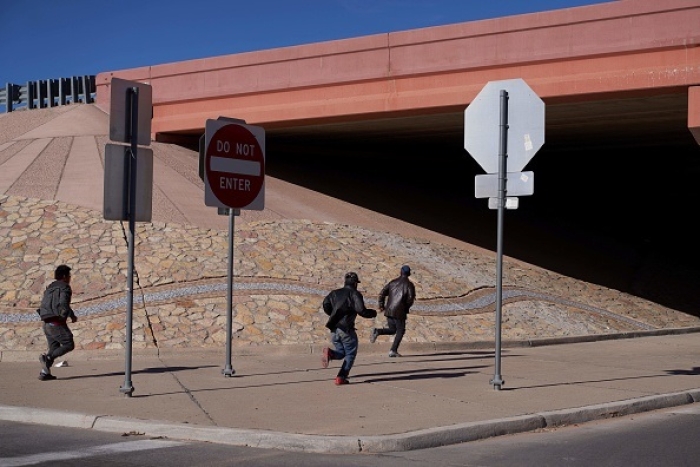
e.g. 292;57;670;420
0;75;96;113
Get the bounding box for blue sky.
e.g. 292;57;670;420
1;0;612;85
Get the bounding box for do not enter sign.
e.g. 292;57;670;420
204;120;265;210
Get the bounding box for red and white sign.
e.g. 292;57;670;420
204;120;265;210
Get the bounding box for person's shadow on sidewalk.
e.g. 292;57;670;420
58;365;218;380
355;364;490;383
665;366;700;375
393;351;495;365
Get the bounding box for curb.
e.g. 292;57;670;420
2;389;700;453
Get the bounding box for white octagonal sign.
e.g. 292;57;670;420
464;79;545;174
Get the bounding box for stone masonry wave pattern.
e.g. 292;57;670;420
2;195;698;352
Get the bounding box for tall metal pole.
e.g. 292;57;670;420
223;208;238;377
491;89;508;391
120;87;138;397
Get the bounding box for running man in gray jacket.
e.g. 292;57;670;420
38;264;77;381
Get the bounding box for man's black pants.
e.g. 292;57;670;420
376;316;406;353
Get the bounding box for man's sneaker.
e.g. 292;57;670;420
321;347;331;368
369;329;378;344
388;351;402;358
39;354;50;374
334;376;349;385
38;372;56;381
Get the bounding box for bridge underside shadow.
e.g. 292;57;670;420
266;133;700;318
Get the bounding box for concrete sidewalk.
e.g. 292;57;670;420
2;332;700;453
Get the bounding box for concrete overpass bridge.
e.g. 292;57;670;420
94;0;700;315
95;0;700;149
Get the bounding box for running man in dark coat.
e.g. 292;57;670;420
370;265;416;357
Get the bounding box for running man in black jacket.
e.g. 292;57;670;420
322;272;376;385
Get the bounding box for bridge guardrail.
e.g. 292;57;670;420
0;75;95;113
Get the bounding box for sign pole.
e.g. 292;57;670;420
107;77;153;397
491;89;508;391
120;86;138;397
465;78;544;390
223;208;239;377
204;119;266;377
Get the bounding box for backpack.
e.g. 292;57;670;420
37;287;61;321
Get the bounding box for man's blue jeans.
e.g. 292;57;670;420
330;328;358;378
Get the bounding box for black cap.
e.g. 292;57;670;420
344;272;360;284
55;264;71;280
401;265;411;276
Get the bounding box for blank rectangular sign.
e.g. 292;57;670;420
475;171;534;198
103;143;153;222
109;78;152;146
